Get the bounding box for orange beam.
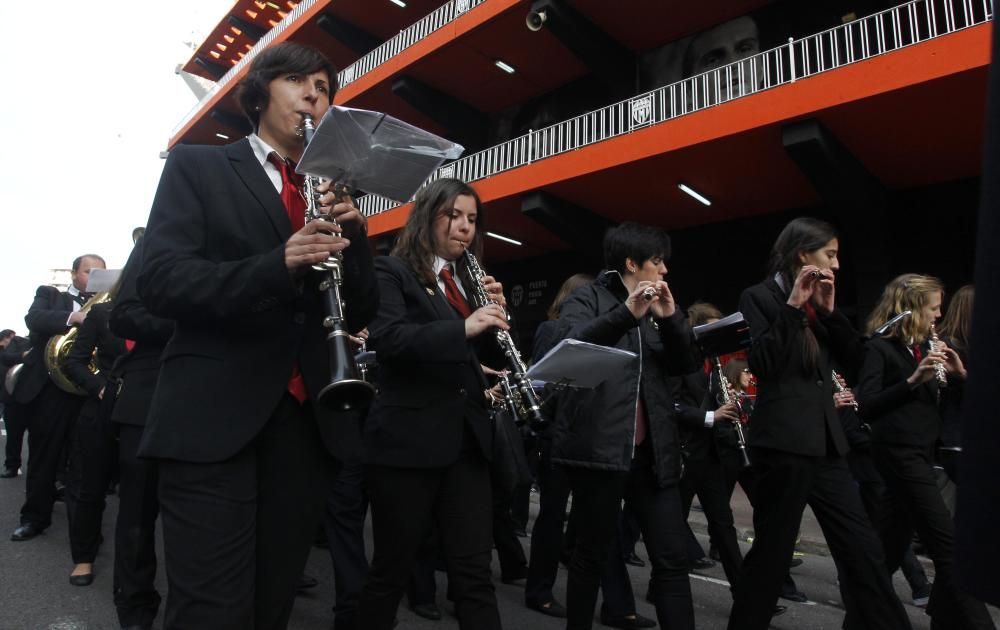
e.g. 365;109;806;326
334;0;522;105
368;23;991;237
168;0;333;149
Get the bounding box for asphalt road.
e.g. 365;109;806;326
1;426;996;630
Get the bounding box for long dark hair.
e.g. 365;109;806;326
766;217;838;289
391;178;486;286
938;284;973;352
766;217;838;373
547;274;594;320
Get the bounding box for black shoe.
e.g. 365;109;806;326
789;557;803;568
0;467;18;478
599;612;657;629
526;599;568;618
772;605;788;617
297;574;318;593
708;546;720;561
69;572;94;586
409;603;441;620
513;527;528;538
11;523;43;541
691;557;716;570
54;485;66;503
912;581;932;608
780;588;808;603
624;551;646;567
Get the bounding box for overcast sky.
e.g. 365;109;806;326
0;0;236;335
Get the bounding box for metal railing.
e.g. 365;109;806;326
356;0;992;217
338;0;485;88
171;0;483;139
171;0;320;136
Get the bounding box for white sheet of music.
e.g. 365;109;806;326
526;338;637;389
85;268;122;293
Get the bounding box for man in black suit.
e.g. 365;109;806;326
1;329;31;478
136;42;378;630
10;254;106;541
358;177;507;630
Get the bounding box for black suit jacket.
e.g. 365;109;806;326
136;138;378;463
11;286;77;404
364;255;493;468
109;239;175;427
64;303;127;399
738;278;865;457
856;337;941;448
672;368;739;462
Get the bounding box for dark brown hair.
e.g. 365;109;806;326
547;274;594;320
236;42;337;130
937;284;973;352
391;178;485;286
687;302;723;327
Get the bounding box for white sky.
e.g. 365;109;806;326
0;0;237;335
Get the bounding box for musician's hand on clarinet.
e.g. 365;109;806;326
465;304;509;339
285;219;349;276
347;328;369;348
941;343;967;379
648;280;676;319
907;351;948;386
480;275;506;309
787;265;821;309
833;389;857;409
811;269;836;314
714;402;740;424
625;281;658;319
67;311;87;326
316;181;367;233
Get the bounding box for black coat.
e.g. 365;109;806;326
672;368;740;462
108;238;175;427
64;303;127;399
738;278;865;457
364;255;494;468
136;138;378;464
855;337;942;448
10;286;78;404
549;271;696;488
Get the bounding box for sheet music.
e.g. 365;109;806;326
526;338;637;388
85;268;121;293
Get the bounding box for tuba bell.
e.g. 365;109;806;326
44;291;111;395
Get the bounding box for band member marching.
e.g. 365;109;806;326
137;42;378;629
857;274;995;629
730;217;911;630
357;177;506;630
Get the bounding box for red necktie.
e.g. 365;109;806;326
267;152;308;404
913;345;923;363
267;152;306;233
635;396;648;446
803;301;818;329
439;265;472;318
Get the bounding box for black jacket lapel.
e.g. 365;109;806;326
226;138;291;241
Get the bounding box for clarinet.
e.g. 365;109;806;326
832;371;859;412
462;249;546;430
299;113;375;411
929;323;948;387
713;356;751;468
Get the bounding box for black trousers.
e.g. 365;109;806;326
359;446;501;630
157;394;332;630
561;466;629;630
408;527;442;607
728;448;910;630
21;382;83;528
493;471;528;580
525;438;571;607
322;459;369;630
3;400;26;471
601;454;695;630
679;446;743;587
873;443;995;630
66;396;116;564
114;423;161;629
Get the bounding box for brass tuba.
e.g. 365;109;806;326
44;292;111;395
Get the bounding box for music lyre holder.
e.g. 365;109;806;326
692;312;752;358
526;338;637;390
